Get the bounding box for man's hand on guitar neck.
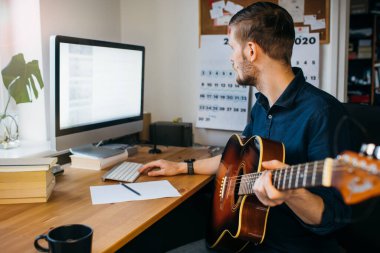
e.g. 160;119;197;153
255;160;324;225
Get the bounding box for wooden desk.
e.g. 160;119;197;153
0;146;213;252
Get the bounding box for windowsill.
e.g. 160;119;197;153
0;140;54;158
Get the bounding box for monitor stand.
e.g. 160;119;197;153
149;144;162;154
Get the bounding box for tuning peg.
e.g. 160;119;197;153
360;143;376;156
374;146;380;160
360;144;367;155
367;144;376;156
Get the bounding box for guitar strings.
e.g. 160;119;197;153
225;158;379;183
232;166;377;185
221;159;379;193
226;163;346;182
228;169;341;187
223;164;363;190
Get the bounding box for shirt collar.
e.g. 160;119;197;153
255;67;305;110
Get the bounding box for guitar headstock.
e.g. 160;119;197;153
331;144;380;205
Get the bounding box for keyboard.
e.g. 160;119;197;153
102;161;142;183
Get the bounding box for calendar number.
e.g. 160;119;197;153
294;36;316;45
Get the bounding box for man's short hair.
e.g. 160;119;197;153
229;2;295;65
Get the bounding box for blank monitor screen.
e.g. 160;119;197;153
50;36;144;151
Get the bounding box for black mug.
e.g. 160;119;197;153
34;224;93;253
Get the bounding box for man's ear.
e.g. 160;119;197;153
246;42;257;62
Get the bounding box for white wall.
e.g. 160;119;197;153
121;0;238;146
121;0;200;126
0;0;46;142
320;0;350;102
39;0;121;139
121;0;350;146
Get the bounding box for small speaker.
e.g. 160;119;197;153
139;112;151;143
150;121;193;147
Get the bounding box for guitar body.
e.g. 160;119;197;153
206;134;285;252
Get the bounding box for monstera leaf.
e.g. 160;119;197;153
1;53;44;104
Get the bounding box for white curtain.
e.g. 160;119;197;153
0;0;47;142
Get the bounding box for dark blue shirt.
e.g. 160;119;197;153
242;68;352;253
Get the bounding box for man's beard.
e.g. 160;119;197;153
236;57;259;88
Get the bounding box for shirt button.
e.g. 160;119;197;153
268;114;272;119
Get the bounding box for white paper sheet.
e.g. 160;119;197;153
215;15;232;26
210;7;224;19
303;15;316;25
225;1;243;15
279;0;305;23
212;0;225;10
90;180;181;205
310;19;326;30
295;26;309;34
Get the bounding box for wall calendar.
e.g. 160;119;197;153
196;33;319;131
196;35;249;131
291;33;320;87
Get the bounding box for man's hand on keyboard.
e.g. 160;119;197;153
139;159;187;177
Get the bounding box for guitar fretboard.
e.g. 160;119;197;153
238;160;328;195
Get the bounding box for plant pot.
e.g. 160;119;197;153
0;114;20;149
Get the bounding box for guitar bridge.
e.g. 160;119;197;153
220;176;227;201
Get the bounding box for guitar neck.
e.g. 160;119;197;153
239;158;334;195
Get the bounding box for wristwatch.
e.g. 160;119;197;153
184;158;196;175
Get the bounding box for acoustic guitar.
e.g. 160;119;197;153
206;134;380;252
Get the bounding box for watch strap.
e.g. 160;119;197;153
184;158;195;175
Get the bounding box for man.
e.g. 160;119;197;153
140;2;351;252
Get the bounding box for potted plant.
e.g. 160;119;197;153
0;53;44;149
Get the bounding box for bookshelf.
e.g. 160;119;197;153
373;15;380;105
348;0;380;105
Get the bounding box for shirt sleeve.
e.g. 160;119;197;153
299;104;352;235
307;104;353;161
299;187;352;235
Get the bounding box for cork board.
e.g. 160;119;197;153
200;0;330;44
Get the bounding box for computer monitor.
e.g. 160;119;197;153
49;35;144;151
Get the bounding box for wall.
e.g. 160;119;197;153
0;0;46;141
320;0;350;102
121;0;350;146
39;0;121;139
0;0;350;149
121;0;201;137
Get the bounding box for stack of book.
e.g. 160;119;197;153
0;157;58;204
357;39;372;59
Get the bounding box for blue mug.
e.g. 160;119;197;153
34;224;93;253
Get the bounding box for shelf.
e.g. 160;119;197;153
347;82;372;89
348;84;372;88
348;58;372;61
348;6;379;105
0;140;53;158
349;34;373;40
348;94;370;104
